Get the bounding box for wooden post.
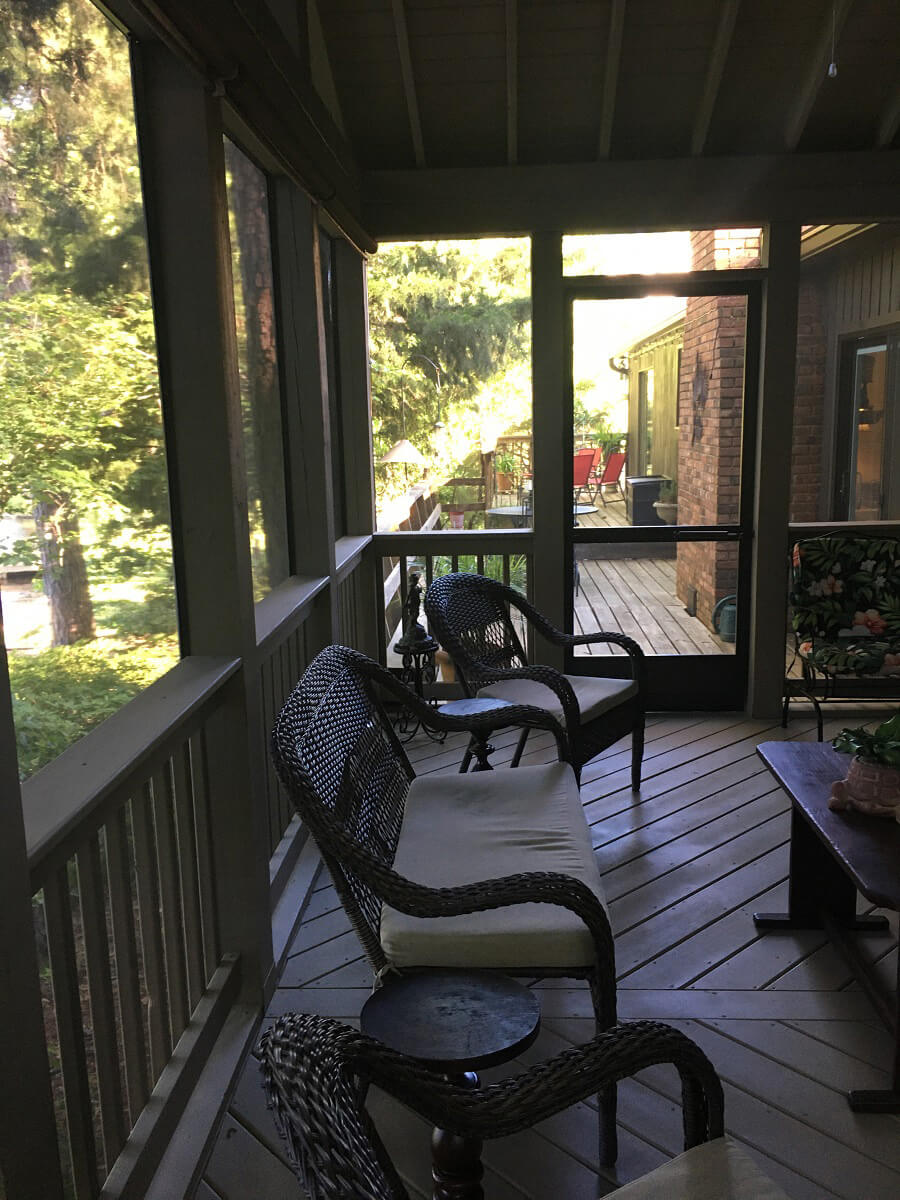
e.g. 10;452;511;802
335;240;380;657
133;44;273;999
272;182;337;586
0;597;66;1199
530;233;567;670
748;222;800;718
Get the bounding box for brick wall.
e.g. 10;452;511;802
675;230;758;628
790;279;827;521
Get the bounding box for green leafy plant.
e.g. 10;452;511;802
495;450;517;474
832;714;900;766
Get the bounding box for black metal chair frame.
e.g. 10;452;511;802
260;1013;725;1200
425;572;646;787
271;645;620;1162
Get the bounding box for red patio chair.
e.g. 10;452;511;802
596;450;626;505
573;448;594;502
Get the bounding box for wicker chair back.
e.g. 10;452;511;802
272;645;414;972
425;571;528;687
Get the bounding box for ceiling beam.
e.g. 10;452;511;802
691;0;741;156
391;0;426;167
784;0;854;151
597;0;626;159
506;0;518;165
875;79;900;148
361;149;900;240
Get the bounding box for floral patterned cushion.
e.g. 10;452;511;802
798;638;900;677
791;535;900;678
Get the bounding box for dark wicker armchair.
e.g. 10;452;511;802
260;1013;726;1200
425;572;646;787
271;645;619;1162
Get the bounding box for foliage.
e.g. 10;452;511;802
368;240;532;521
0;289;164;518
0;0;149;297
833;714;900;767
8;635;178;779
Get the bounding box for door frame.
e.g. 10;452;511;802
562;271;763;709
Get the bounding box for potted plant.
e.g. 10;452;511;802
495;450;518;494
830;714;900;817
653;479;678;524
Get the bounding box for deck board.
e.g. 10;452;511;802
199;707;900;1199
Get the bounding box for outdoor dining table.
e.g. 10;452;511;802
485;503;597;528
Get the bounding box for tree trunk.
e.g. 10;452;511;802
226;144;289;593
34;503;95;645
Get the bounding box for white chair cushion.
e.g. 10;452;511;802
477;673;637;726
380;761;605;970
610;1136;790;1199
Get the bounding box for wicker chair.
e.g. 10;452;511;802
271;644;619;1163
425;572;646;787
260;1013;741;1200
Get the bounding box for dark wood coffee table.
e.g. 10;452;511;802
361;969;541;1199
754;740;900;1112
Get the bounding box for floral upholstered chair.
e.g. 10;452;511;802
785;534;900;737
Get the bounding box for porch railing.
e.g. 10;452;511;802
24;657;239;1199
373;530;533;670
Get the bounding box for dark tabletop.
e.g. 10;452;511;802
757;740;900;911
360;969;541;1072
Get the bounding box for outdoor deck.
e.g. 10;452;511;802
200;707;900;1199
575;499;733;657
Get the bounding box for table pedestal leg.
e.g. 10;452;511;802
432;1072;483;1200
753;805;898;1112
753;807;889;932
848;948;900;1113
468;735;495;771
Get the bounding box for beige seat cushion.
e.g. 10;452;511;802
477;673;637;725
380;762;604;970
611;1136;790;1199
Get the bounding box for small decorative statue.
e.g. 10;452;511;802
400;571;428;644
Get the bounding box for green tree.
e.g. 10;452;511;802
368;240;532;518
0;289;164;642
0;0;166;643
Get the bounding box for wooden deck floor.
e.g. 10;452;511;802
574;500;734;657
199;709;900;1200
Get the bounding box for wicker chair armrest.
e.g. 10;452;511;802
262;1015;724;1152
467;663;581;734
363;665;569;758
373;1018;722;1146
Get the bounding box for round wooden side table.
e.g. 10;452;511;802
360;969;541;1200
439;697;516;770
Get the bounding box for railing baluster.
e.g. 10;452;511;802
425;554;434;589
132;784;171;1078
43;867;99;1199
503;554;511;586
105;805;149;1121
171;744;204;1014
190;730;220;983
152;766;189;1040
476;553;485;575
451;553;459;572
77;833;127;1170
